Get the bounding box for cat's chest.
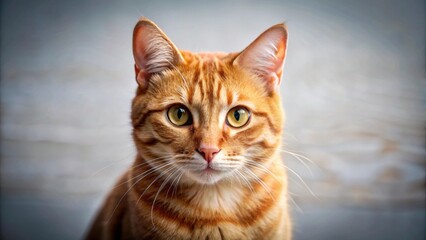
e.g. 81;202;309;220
184;184;245;213
128;176;285;240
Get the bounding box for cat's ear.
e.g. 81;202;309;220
233;24;288;93
133;18;185;90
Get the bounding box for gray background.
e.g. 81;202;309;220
1;0;425;239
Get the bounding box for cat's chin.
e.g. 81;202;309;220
184;169;228;185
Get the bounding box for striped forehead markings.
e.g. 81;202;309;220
181;55;243;125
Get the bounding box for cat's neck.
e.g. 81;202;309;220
183;180;246;213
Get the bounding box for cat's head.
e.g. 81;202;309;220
131;18;288;185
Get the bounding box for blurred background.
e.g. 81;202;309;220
1;0;425;239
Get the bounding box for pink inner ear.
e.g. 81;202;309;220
133;24;172;74
233;25;288;92
133;24;151;72
132;19;184;89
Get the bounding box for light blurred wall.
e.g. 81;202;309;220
1;0;425;239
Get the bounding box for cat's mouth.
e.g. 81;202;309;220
186;164;230;184
181;153;240;184
201;166;221;173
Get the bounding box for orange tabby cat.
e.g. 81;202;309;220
86;18;291;240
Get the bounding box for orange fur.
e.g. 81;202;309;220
86;18;291;240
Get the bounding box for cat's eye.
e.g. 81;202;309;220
167;105;192;126
226;107;250;128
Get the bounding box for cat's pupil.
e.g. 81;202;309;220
234;110;240;121
177;108;184;119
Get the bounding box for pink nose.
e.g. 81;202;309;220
197;146;220;163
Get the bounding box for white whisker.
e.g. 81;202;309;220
106;160;177;222
150;166;180;227
235;169;255;194
243;167;275;200
284;166;318;199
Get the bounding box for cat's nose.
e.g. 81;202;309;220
197;146;221;163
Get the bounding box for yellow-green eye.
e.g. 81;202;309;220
226;107;250;128
167;105;192;126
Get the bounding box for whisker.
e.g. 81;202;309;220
283;166;318;199
92;151;134;176
129;155;175;170
280;149;319;169
287;193;303;213
244;154;317;198
165;166;185;199
106;161;177;222
244;159;280;181
172;171;185;198
280;150;313;176
111;162;175;191
135;165;176;207
243;167;275;200
235;169;255;194
150;166;180;227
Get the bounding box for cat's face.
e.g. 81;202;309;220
131;19;287;185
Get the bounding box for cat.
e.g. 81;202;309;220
86;18;291;240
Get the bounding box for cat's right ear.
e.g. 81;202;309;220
233;23;288;93
133;18;184;91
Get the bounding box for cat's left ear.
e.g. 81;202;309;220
133;18;185;91
233;24;288;93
